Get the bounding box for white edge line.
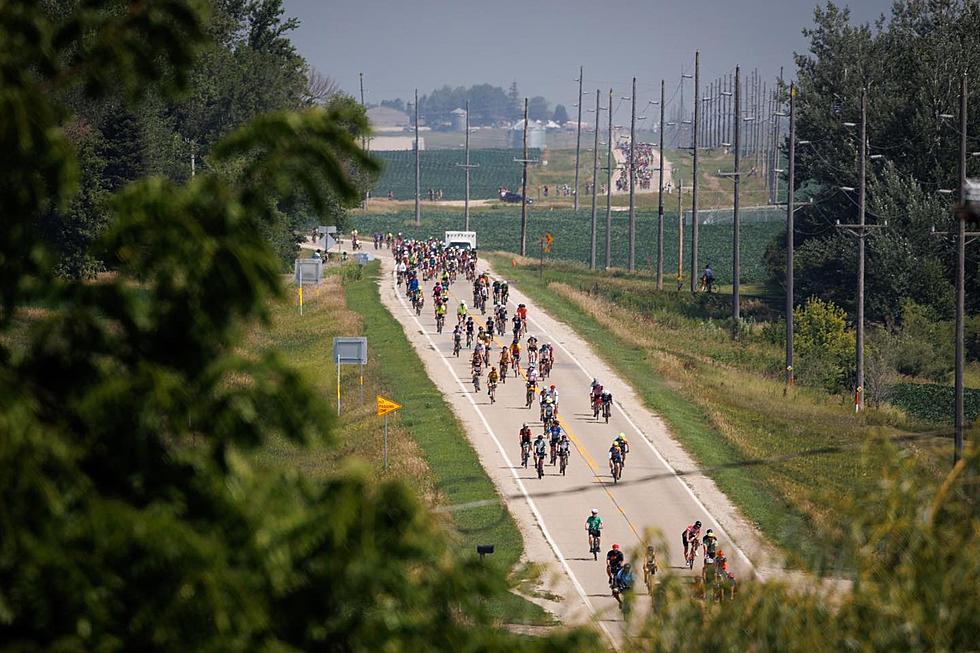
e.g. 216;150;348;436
499;274;758;574
386;266;618;648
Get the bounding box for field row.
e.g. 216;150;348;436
352;209;783;284
372;149;539;200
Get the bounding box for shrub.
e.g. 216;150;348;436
794;297;855;393
894;301;953;381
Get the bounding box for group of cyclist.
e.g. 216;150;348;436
393;236;735;606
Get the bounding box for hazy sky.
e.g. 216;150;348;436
285;0;892;121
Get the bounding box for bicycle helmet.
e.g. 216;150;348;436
550;385;556;390
612;544;620;550
591;508;598;515
617;432;626;441
695;520;702;528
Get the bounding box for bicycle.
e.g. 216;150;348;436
488;381;497;404
589;531;601;561
592;395;602;420
686;538;700;570
521;442;530;468
526;384;536;408
559;449;569;475
436;313;445;334
536;454;544;479
472;371;481;392
466;332;473;348
453;338;461;357
602;400;612;423
549;441;557;466
611;460;622;484
499;361;508;382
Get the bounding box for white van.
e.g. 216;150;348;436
444;230;477;250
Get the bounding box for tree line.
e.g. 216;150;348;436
382;83;563;128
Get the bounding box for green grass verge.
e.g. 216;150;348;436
342;262;555;625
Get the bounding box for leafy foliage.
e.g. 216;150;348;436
372;149;537;200
0;2;596;651
793;297;855;392
889;383;980;423
772;1;980;321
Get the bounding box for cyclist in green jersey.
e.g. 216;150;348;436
586;508;603;550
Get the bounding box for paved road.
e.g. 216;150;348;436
364;247;768;643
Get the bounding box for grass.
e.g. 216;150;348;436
242;264;554;625
490;255;948;571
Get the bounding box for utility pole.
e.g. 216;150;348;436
456;100;479;230
690;50;701;292
520;98;529;256
590;88;601;269
414;88;420;226
677;177;684;289
628;76;637;272
605;88;613;268
574;65;584;211
360;72;369;207
785;83;796;385
657;79;666;289
954;72;968;463
836;87;883;412
732;65;742;326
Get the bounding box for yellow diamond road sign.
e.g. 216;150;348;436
376;395;402;417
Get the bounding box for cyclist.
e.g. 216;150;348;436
509;339;521;372
590;379;604;412
465;316;475;347
558;432;571;459
516;303;528;328
612;563;635;609
511;314;522;338
500;280;510;303
615;433;630;466
457;300;468;324
601;390;613;415
682;520;702;560
608;444;623;479
519;423;533;447
486;315;495;337
487;366;499;397
435;300;447;321
408;274;419;295
526;364;538;387
585;508;602;551
548;421;562;460
702;529;719;559
701;263;715;293
606;544;625;586
545;384;559;413
533;433;547;468
526;334;538;363
452;324;462;353
498;346;510;382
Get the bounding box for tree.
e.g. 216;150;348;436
0;3;597;651
770;1;980;321
528;96;550;122
553;104;569;125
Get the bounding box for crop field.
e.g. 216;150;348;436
352;207;783;284
371;149;539;200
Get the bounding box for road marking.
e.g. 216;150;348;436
388;268;618;648
498;273;758;573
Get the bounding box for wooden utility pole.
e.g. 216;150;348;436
732;65;742;326
414;88;420;226
657;79;666;289
520;98;529;256
786;83;796;385
590;89;601;269
690;51;701;292
628;76;637;272
605;88;613;268
677;177;684;289
955;73;968;462
574;66;584;211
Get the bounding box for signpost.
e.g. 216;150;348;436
376;395;403;469
540;231;553;279
332;337;368;415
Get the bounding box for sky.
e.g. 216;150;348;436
284;0;893;122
